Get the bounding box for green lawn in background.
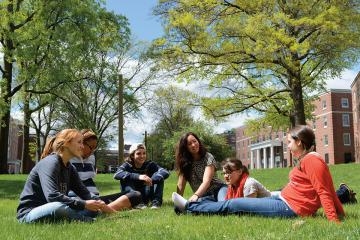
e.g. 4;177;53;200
1;163;360;240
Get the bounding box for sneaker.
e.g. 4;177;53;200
172;192;187;211
150;201;161;209
134;203;147;209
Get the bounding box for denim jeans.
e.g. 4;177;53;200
199;184;228;202
121;180;164;205
186;196;297;218
18;202;98;223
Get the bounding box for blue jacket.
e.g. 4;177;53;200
113;161;170;184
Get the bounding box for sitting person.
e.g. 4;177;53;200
114;143;170;209
17;129;141;223
172;125;345;223
222;158;271;199
175;132;227;203
69;129;128;204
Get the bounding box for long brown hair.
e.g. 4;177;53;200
81;129;98;143
289;125;316;169
40;129;81;159
175;132;207;181
289;125;316;152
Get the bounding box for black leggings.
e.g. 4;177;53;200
100;190;142;207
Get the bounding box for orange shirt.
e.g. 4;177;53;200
281;152;345;222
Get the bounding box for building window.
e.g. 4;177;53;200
342;114;350;127
323;135;328;146
341;98;349;108
343;133;351;146
324;153;329;164
323;116;327;128
322;99;327;109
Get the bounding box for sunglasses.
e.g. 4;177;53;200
222;169;240;176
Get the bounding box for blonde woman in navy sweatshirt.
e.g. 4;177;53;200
114;143;170;209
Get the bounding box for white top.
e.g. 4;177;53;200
243;177;271;198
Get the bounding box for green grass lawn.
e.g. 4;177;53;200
1;163;360;240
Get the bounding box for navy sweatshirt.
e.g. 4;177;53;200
113;161;170;186
17;154;97;219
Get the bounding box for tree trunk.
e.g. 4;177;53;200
0;111;10;174
118;74;124;164
0;47;14;174
21;90;31;174
290;78;306;126
0;2;16;174
36;128;42;162
288;74;306;167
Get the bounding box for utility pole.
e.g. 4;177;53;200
144;130;147;147
118;74;124;164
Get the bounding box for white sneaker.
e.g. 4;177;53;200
172;192;187;211
134;203;147;209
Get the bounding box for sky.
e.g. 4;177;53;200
104;0;360;146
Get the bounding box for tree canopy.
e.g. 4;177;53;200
153;0;360;128
0;0;130;173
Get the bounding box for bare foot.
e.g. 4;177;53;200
100;204;116;214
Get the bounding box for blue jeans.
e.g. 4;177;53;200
18;202;98;223
186;196;297;218
199;184;228;202
121;180;164;205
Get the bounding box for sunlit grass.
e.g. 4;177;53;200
1;163;360;240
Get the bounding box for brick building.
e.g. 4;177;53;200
235;89;355;169
351;72;360;163
235;126;287;169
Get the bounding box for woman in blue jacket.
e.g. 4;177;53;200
114;143;170;209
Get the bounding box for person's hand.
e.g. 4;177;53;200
85;199;106;212
139;174;152;186
188;194;199;202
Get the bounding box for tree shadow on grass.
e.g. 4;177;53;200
0;179;26;200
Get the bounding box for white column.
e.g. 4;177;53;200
263;147;267;169
250;150;254;169
270;146;275;169
256;149;261;169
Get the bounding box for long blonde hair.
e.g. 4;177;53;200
40;129;81;159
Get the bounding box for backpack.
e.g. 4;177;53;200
336;183;357;204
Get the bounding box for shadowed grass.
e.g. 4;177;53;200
1;163;360;240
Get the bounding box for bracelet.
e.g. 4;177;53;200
194;193;200;198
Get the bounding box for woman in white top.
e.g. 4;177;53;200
221;158;271;199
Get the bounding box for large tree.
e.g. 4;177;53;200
153;0;360;128
0;0;122;173
0;0;129;173
55;42;155;151
146;85;197;168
